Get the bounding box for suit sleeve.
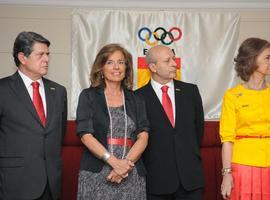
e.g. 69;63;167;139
134;93;150;135
76;89;95;137
61;88;68;142
194;85;204;145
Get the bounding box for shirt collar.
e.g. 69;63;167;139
18;70;44;88
151;78;174;91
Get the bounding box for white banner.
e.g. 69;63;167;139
71;9;240;120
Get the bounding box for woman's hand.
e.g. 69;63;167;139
221;173;234;199
107;156;134;177
107;170;123;184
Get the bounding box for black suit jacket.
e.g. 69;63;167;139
136;80;204;194
76;86;149;176
0;72;67;200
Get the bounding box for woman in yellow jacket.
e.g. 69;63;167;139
220;38;270;200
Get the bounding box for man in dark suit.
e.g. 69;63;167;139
136;45;204;200
0;31;67;200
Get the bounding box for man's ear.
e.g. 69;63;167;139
18;52;27;65
148;63;157;73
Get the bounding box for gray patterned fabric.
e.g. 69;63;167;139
77;106;146;200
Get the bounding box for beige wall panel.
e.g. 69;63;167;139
240;9;270;21
0;18;71;54
0;53;17;78
0;5;71;19
239;21;270;42
45;54;71;88
45;54;73;119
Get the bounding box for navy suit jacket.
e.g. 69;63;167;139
0;72;67;200
136;80;204;194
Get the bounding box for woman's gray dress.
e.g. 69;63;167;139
77;106;146;200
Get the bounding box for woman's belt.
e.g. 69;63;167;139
236;135;270;139
107;138;134;148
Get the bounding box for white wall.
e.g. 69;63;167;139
0;5;270;119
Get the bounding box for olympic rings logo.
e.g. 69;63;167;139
138;27;182;46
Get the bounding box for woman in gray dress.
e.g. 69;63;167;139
76;43;149;200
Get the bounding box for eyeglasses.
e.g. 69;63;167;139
105;60;126;66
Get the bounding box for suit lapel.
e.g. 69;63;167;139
144;82;162;108
43;78;56;128
9;72;44;127
96;87;110;127
123;89;136;123
174;80;184;129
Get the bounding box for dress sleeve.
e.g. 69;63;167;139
76;89;95;137
219;90;237;143
134;93;150;135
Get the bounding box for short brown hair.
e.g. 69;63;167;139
234;37;270;81
90;43;133;89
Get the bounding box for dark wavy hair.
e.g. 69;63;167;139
234;37;270;81
90;43;133;90
13;31;50;67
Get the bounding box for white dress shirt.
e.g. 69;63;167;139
151;78;175;122
18;70;47;116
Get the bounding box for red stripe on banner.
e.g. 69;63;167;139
138;57;148;69
138;57;181;69
175;58;181;69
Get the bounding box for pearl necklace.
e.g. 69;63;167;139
104;90;128;159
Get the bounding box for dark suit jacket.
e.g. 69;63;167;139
0;72;67;200
76;86;149;176
136;80;204;194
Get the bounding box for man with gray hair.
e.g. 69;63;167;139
136;45;204;200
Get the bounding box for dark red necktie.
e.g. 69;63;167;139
32;82;46;127
161;86;174;127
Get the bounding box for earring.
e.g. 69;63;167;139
100;73;104;79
